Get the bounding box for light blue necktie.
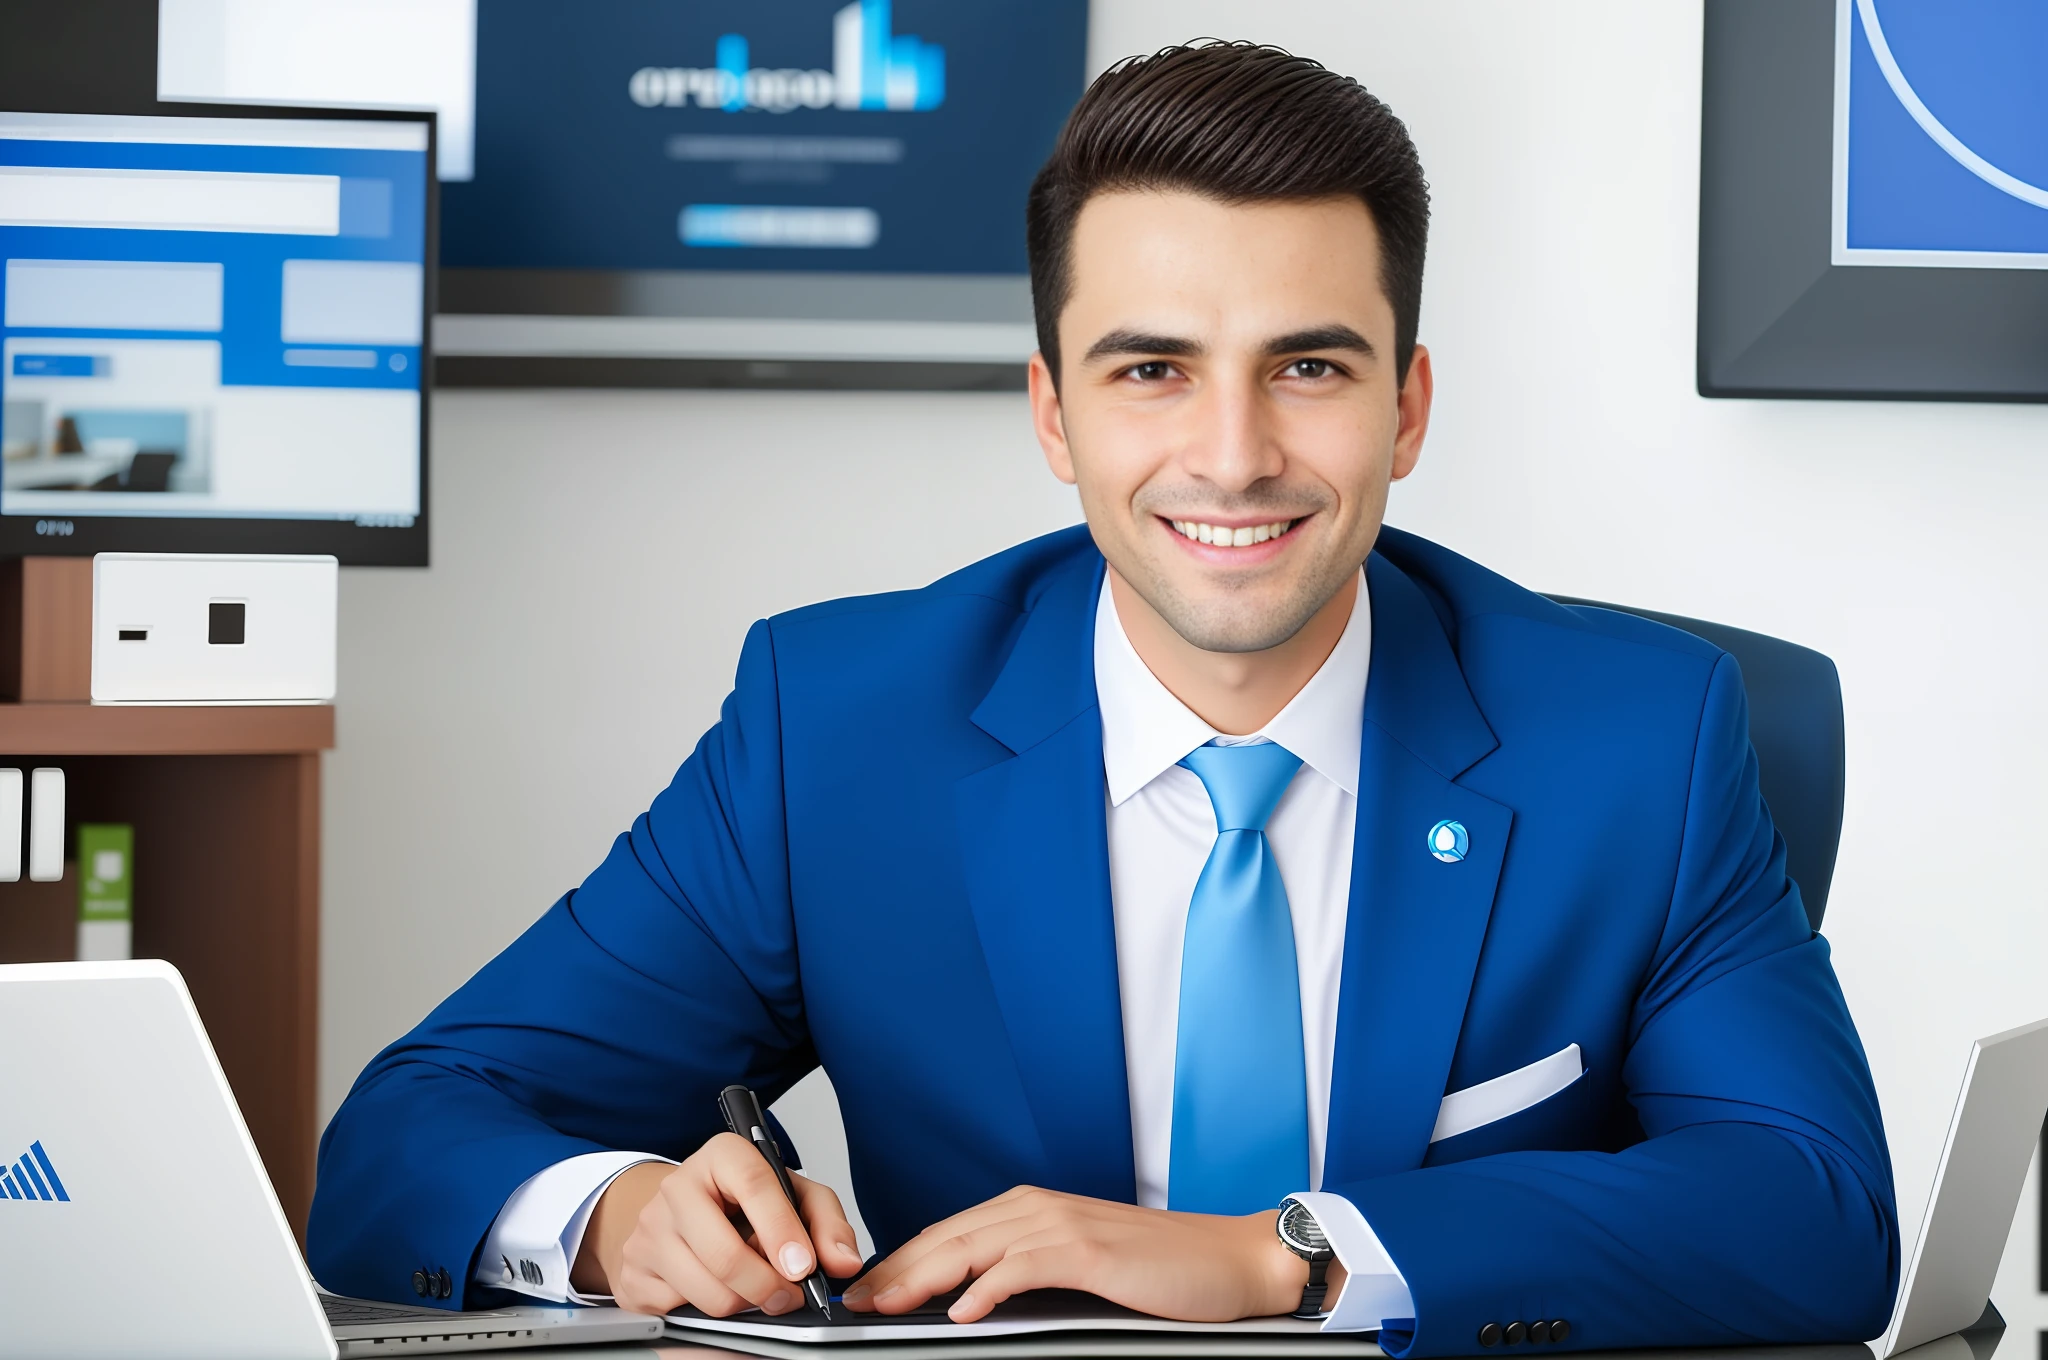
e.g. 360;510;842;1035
1167;740;1310;1215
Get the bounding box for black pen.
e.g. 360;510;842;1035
718;1084;834;1320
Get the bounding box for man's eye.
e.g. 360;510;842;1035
1129;361;1175;382
1289;358;1334;379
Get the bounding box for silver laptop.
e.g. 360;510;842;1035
0;960;662;1360
1879;1014;2048;1356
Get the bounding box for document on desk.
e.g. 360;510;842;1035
665;1289;1383;1358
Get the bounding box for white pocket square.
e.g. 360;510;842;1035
1430;1043;1584;1143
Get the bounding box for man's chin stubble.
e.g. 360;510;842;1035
1133;565;1343;655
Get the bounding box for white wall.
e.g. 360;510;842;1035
323;0;2048;1324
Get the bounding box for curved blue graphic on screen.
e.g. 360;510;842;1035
1836;0;2048;267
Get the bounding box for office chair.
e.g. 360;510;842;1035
123;450;176;491
1546;597;1845;933
88;450;177;492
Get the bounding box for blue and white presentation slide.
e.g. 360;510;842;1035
441;0;1086;275
1834;0;2048;269
0;112;428;523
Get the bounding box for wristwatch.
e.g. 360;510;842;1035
1275;1196;1336;1318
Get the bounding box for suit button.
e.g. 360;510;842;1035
437;1268;453;1300
1479;1323;1503;1347
1505;1322;1528;1345
1549;1320;1571;1344
411;1270;429;1297
1529;1319;1549;1343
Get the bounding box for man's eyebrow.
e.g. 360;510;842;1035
1263;325;1376;358
1081;329;1205;364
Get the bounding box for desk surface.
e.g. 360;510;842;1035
505;1315;2012;1360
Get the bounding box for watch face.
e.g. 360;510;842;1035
1278;1200;1329;1254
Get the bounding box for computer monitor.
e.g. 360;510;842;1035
0;105;433;565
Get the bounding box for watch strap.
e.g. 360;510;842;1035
1277;1196;1335;1318
1293;1255;1330;1318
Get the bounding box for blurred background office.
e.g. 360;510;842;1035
5;0;2043;1335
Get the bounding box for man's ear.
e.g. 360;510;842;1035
1390;343;1433;482
1028;352;1077;485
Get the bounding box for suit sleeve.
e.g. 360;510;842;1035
1326;652;1900;1356
307;620;814;1308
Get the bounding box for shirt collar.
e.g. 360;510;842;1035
1094;570;1371;806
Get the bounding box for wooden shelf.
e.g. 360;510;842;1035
0;702;333;755
0;564;336;1241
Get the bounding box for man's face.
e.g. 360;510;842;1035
1030;191;1430;654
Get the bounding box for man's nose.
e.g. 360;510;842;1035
1180;373;1284;494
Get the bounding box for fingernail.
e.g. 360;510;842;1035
951;1292;976;1319
779;1242;813;1278
843;1284;872;1306
876;1285;902;1303
764;1290;798;1315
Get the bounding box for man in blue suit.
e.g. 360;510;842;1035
310;43;1898;1354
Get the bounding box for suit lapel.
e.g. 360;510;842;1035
955;551;1136;1203
1324;553;1515;1185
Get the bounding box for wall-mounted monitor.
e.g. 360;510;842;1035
0;106;434;564
157;0;1088;390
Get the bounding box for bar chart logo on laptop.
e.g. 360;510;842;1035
0;1140;71;1202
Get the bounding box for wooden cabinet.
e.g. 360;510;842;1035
0;560;332;1239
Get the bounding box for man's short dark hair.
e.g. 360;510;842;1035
1026;41;1430;386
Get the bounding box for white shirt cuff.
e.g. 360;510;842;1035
1289;1190;1415;1333
476;1151;674;1304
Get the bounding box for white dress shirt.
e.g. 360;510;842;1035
1094;572;1410;1331
1096;571;1363;1206
479;569;1413;1331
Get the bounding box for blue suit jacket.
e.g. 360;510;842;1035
309;526;1898;1355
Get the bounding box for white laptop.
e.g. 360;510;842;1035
0;960;662;1360
1878;1014;2048;1356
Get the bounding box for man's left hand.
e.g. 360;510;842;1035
840;1186;1329;1323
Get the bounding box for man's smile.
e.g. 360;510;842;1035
1157;513;1312;567
1166;517;1301;547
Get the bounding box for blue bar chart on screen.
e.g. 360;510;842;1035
1834;0;2048;268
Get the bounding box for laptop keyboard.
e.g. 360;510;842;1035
321;1296;518;1326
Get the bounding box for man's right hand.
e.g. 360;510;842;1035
570;1132;865;1317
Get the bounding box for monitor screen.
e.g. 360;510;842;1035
441;0;1083;279
0;108;432;564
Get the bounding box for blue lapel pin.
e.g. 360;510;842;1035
1427;819;1468;863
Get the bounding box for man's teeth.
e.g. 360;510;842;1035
1171;519;1296;547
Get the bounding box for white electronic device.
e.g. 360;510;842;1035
90;553;338;704
0;959;665;1360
